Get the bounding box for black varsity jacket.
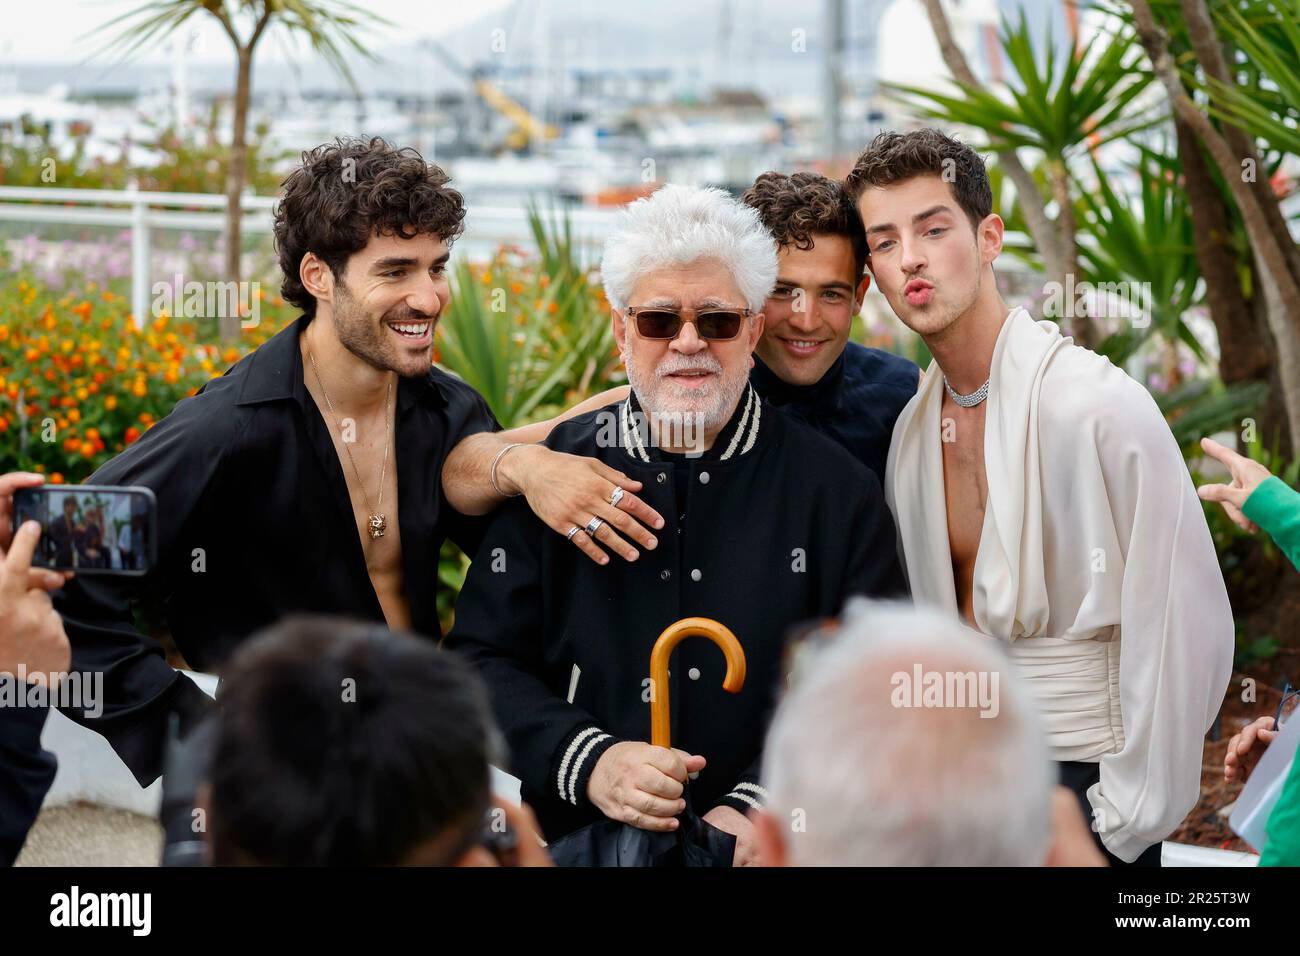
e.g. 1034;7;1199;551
446;385;907;840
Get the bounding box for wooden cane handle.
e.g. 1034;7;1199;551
649;617;746;750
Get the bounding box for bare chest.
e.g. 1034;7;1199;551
940;403;988;621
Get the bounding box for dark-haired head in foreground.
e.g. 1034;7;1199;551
205;617;501;866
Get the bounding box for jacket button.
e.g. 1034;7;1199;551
660;569;671;581
688;667;701;681
690;568;702;582
656;473;667;483
698;471;710;484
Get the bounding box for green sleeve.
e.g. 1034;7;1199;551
1242;476;1300;573
1260;751;1300;866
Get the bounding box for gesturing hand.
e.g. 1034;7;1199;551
1197;437;1273;533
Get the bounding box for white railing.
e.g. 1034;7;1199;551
0;185;622;324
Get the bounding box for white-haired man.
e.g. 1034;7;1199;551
447;185;906;865
753;601;1107;866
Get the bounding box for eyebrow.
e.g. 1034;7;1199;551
636;296;737;309
371;252;450;271
864;204;955;236
774;277;854;292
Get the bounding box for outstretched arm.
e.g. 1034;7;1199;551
441;386;654;565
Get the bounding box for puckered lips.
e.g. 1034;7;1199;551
387;318;433;347
904;278;935;307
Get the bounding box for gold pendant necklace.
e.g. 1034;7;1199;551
308;350;393;540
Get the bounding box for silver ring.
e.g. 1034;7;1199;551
608;486;625;508
585;516;604;536
566;526;581;541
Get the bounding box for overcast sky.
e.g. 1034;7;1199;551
1;0;515;63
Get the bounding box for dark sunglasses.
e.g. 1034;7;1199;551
625;306;753;341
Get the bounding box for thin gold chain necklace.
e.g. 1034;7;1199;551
307;349;393;540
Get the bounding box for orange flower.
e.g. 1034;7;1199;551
80;441;95;459
104;395;117;411
124;426;141;444
50;473;64;484
138;412;154;426
68;409;80;423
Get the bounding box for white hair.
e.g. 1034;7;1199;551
763;600;1054;867
600;184;777;312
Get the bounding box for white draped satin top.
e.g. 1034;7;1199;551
885;308;1234;862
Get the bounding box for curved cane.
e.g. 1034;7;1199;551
649;617;746;749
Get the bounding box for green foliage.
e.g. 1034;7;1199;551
887;12;1160;158
1081;148;1205;366
1202;0;1300;157
435;206;622;430
0;109;288;193
1156;378;1271;449
95;0;384;90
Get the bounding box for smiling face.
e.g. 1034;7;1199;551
316;231;451;378
857;175;997;340
613;259;764;439
755;234;867;386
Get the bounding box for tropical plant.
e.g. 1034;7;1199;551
435;207;622;429
96;0;385;340
1129;0;1300;453
1077;147;1203;368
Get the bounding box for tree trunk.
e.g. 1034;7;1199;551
1131;0;1300;451
221;48;253;343
1172;116;1271;375
1046;157;1090;346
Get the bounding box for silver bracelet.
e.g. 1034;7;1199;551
490;442;526;498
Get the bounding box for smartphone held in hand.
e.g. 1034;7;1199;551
12;484;157;575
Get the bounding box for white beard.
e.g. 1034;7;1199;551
623;342;750;443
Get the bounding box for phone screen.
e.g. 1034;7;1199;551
13;485;157;575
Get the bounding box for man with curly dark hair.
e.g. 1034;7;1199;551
51;137;664;788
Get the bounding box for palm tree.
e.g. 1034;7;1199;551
98;0;385;340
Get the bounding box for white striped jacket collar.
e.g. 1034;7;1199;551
619;383;763;463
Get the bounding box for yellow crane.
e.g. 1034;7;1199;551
423;38;560;154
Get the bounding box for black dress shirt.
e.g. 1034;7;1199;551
54;314;499;785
